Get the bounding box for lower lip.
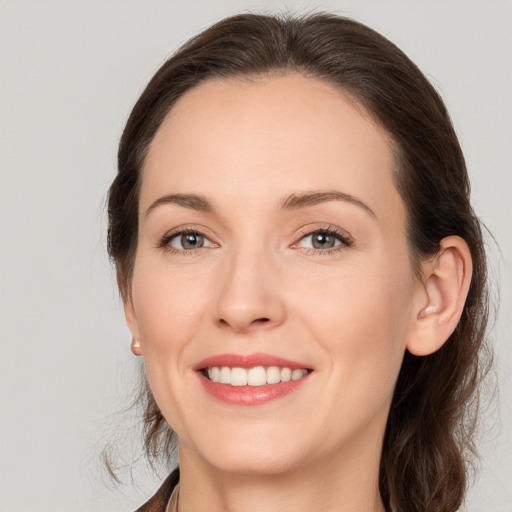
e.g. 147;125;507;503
198;373;310;406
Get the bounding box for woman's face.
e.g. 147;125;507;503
126;74;424;476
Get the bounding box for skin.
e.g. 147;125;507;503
124;74;472;512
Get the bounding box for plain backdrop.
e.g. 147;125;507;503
1;1;511;511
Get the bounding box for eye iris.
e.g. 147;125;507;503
181;233;203;249
312;232;335;249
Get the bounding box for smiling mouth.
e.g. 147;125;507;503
202;366;311;387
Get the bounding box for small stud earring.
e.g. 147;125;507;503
131;336;142;355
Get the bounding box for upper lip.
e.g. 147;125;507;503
194;352;312;371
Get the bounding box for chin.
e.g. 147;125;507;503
185;423;308;477
208;449;303;477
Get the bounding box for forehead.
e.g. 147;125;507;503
141;73;402;224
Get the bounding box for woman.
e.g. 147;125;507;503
107;12;490;512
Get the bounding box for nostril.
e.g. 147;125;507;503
217;316;271;331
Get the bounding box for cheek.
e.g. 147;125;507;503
293;258;414;400
129;261;215;429
295;256;414;339
130;259;216;386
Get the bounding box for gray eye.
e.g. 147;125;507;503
171;233;205;250
311;232;338;249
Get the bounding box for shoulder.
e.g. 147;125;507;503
134;468;180;512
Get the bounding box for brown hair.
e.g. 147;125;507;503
107;13;491;512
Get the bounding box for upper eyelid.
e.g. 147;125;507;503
160;224;218;240
293;224;353;243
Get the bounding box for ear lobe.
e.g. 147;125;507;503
131;336;143;356
406;236;472;356
124;295;143;356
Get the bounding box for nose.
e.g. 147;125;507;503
213;246;286;333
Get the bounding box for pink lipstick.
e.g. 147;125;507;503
194;353;312;406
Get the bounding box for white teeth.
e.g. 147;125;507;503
230;367;248;386
266;366;281;384
291;369;307;381
248;366;267;386
209;367;220;382
219;366;231;384
280;367;292;382
205;366;309;386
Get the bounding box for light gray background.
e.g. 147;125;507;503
1;1;511;511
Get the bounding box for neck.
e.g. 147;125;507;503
177;442;386;512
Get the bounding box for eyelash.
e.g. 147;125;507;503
293;225;353;255
157;226;211;256
157;224;353;256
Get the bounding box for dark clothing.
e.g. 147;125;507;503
135;469;180;512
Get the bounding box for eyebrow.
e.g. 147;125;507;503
279;190;377;218
145;194;216;216
145;190;376;219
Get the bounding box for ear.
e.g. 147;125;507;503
123;293;143;357
406;236;472;356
